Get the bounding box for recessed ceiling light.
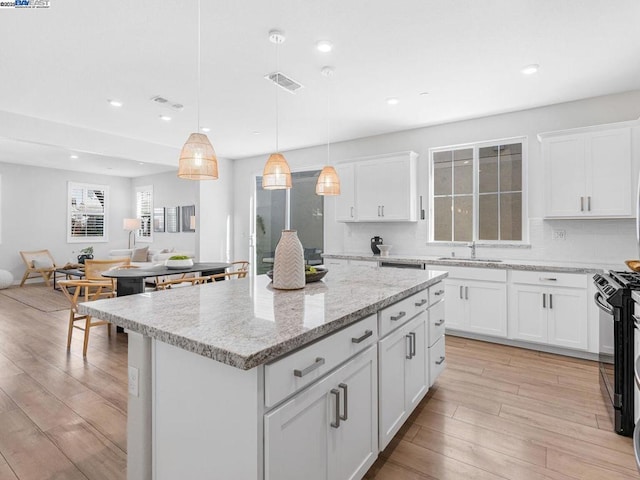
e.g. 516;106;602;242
316;40;333;53
108;99;123;107
386;97;399;105
159;115;172;121
70;154;79;159
201;127;211;132
252;131;261;135
419;91;430;96
521;64;539;75
138;162;145;165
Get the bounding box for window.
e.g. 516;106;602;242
68;182;108;243
430;139;524;242
135;185;153;242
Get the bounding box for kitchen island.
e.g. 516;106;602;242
80;265;448;480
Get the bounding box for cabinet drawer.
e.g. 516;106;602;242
428;335;446;386
429;283;445;305
510;270;587;288
428;301;445;347
264;315;377;408
379;289;429;337
445;266;507;282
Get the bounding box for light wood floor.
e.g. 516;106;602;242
0;287;639;479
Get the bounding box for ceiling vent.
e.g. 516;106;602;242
150;95;184;111
264;72;304;94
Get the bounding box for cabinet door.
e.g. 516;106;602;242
355;160;387;221
509;284;547;343
544;135;586;217
465;280;507;337
264;371;333;480
329;346;378;480
444;279;466;330
547;287;588;350
335;164;356;222
587;128;632;217
404;313;428;411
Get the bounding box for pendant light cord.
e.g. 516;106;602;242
197;0;201;131
275;41;279;153
326;73;330;166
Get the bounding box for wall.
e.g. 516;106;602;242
0;162;131;283
232;89;640;268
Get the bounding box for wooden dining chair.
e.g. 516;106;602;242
155;276;206;290
19;249;57;287
59;279;114;356
84;258;132;294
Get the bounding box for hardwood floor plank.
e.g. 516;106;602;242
431;386;502;415
508;355;598;381
440;367;520;394
0;408;87;480
364;459;437;479
0;460;18;480
516;382;610;415
546;448;639;480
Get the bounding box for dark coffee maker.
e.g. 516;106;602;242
371;236;383;255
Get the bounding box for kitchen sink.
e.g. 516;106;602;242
437;257;503;262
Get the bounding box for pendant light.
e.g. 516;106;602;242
316;66;340;195
178;0;218;180
262;30;292;190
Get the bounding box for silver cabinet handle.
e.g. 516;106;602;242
391;311;406;321
587;196;591;211
415;299;427;307
435;319;445;326
542;293;546;308
410;332;416;358
381;205;384;217
330;388;340;428
435;356;445;365
405;334;412;359
350;206;354;218
465;286;468;300
459;286;463;299
633;413;640;470
377;206;381;217
351;330;373;344
294;357;325;377
540;277;557;281
434;289;444;296
338;383;348;421
580;196;584;212
549;294;553;309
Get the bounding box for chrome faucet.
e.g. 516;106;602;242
468;241;476;259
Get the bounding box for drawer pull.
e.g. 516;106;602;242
415;299;428;307
294;357;325;377
351;330;373;344
540;277;557;281
391;311;406;321
410;332;416;358
435;356;446;365
338;383;348;421
434;289;444;296
405;334;413;359
330;388;340;428
434;319;445;326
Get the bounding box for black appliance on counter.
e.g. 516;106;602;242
593;270;640;437
371;236;383;255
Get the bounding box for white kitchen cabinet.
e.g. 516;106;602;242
378;312;428;450
335;151;418;223
427;298;446;386
335;163;356;222
541;123;634;218
265;345;378;480
509;271;588;350
444;273;507;338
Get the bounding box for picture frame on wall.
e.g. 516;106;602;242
153;207;165;232
166;207;179;233
181;205;196;232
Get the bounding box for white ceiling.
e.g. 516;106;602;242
1;0;639;177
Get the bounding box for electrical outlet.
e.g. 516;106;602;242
128;366;139;397
552;229;566;241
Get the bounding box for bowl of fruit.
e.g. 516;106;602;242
266;266;328;284
165;255;194;269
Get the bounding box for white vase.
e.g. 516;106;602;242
273;230;305;290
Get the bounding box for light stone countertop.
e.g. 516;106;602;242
323;252;618;274
79;265;447;370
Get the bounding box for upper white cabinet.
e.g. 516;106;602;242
540;122;636;218
336;151;418;222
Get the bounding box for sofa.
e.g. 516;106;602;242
108;246;196;285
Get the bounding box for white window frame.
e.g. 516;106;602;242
428;136;528;245
67;181;109;243
135;184;153;243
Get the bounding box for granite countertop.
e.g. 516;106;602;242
323;252;616;274
79;266;447;370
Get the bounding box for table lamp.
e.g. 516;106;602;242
123;218;142;249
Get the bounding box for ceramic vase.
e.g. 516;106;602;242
273;230;305;290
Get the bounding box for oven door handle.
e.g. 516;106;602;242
634;420;640;472
594;292;614;316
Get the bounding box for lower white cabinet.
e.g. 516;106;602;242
427;300;446;386
264;345;378;480
445;278;507;337
378;312;428;450
509;284;588;350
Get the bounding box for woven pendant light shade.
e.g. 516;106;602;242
262;153;292;189
178;133;219;180
315;165;340;195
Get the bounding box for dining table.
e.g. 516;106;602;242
101;262;231;296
